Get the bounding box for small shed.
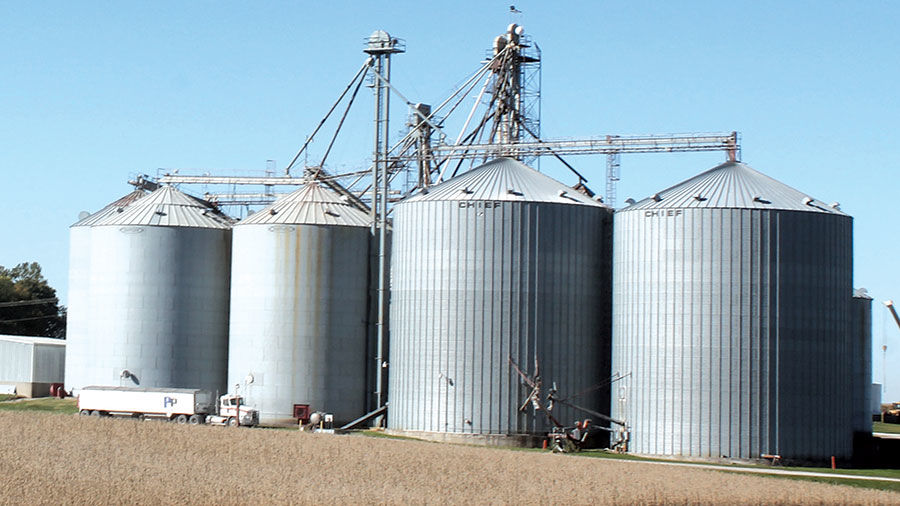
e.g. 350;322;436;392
0;334;66;397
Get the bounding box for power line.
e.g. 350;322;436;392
0;298;58;308
0;314;63;323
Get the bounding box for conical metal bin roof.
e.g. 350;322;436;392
91;185;233;228
402;157;608;208
71;190;147;227
623;161;847;215
237;183;370;227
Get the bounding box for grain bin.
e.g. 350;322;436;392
65;190;146;394
612;161;853;461
227;183;371;426
388;157;613;442
850;289;872;436
68;186;232;394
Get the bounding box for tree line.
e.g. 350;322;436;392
0;262;66;338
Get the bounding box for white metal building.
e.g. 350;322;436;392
0;334;66;397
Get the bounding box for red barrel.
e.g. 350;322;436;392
49;383;65;398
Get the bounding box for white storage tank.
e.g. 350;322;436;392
67;186;232;394
612;161;853;461
388;157;613;441
65;190;146;394
871;383;882;417
227;183;372;426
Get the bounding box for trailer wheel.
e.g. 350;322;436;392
175;414;188;424
227;417;238;427
189;414;203;425
90;410;102;417
79;409;91;416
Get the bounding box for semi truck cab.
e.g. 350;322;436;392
210;394;259;427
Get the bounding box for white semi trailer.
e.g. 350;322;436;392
77;386;259;427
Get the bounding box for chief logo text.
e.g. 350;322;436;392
644;210;683;218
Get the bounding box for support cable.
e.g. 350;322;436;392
317;64;370;174
366;65;446;141
447;113;493;179
516;115;589;183
283;59;372;175
356;45;507;188
353;49;509;197
444;75;508;180
0;314;62;323
411;48;506;133
0;297;58;308
453;74;493;152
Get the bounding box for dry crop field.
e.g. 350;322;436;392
1;412;898;505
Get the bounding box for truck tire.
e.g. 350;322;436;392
227;417;238;427
189;414;203;425
91;410;102;417
175;414;188;424
79;409;91;416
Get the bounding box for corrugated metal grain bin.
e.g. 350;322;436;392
388;157;613;441
611;161;853;461
65;190;146;393
850;289;872;434
66;186;232;395
227;183;371;426
0;334;65;397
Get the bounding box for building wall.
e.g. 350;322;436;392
0;339;35;383
33;343;65;384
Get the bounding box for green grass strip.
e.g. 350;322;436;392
0;397;78;414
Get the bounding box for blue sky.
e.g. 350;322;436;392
2;2;898;398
